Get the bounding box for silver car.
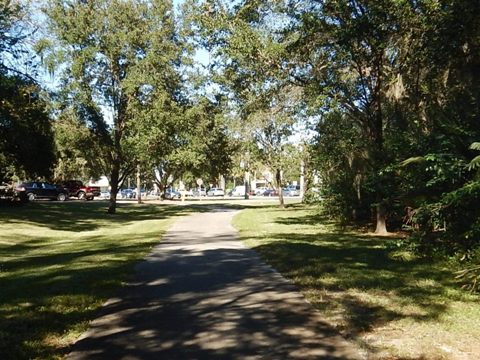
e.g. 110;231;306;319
207;188;225;196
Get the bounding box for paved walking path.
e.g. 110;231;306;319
68;208;362;359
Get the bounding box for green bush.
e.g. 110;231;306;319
409;181;480;252
405;181;480;291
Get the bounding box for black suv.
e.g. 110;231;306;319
21;181;68;201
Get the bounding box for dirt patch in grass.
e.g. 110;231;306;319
233;205;480;360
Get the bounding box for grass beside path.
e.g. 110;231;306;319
0;201;187;359
233;204;480;360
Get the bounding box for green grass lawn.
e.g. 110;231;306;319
233;204;480;359
0;201;189;359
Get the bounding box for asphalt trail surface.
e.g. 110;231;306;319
68;207;362;360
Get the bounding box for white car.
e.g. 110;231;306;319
192;188;206;196
164;188;181;199
283;185;300;196
100;191;110;199
207;188;225;196
182;189;194;197
254;187;267;195
230;185;246;197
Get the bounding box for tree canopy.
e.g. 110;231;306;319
0;0;55;182
42;0;190;213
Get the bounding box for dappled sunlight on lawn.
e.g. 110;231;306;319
0;201;183;232
0;202;188;359
234;205;480;359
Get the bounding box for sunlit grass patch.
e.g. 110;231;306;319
0;201;185;359
233;204;480;359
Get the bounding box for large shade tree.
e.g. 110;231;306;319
0;74;55;182
284;0;419;233
197;0;302;206
0;0;55;182
287;0;480;256
43;0;188;213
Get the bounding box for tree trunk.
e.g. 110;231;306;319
136;164;142;204
244;169;249;199
276;168;285;208
219;174;225;191
108;99;124;214
300;160;305;198
108;162;120;214
370;58;389;234
374;201;388;234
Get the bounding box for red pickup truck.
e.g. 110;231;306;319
61;180;101;201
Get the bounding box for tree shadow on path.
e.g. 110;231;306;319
69;229;362;360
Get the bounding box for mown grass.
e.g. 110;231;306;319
233;204;480;359
0;201;192;359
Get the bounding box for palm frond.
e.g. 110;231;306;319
467;155;480;170
400;156;426;167
469;142;480;151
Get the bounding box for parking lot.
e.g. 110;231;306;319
113;195;302;206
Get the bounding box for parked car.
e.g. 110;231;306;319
207;188;225;197
254;187;268;196
21;181;68;201
182;189;194;197
120;188;135;199
61;180;100;201
192;187;206;197
0;182;28;204
164;188;181;200
100;191;110;199
132;188;147;199
149;190;160;197
263;188;279;197
230;185;246;197
283;185;301;197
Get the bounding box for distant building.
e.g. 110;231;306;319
88;176;109;192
